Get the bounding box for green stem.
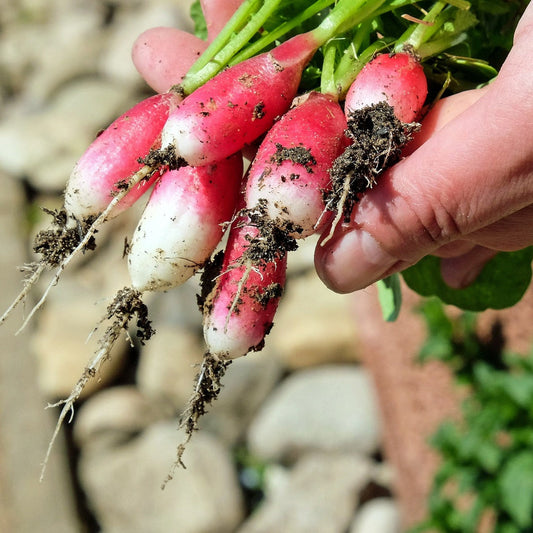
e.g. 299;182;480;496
185;0;263;77
395;1;448;52
179;0;283;94
229;0;336;66
320;40;338;96
395;1;475;58
335;39;393;97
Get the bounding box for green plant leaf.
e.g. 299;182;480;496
402;248;533;311
499;452;533;528
376;273;402;322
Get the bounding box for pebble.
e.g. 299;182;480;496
238;452;372;533
136;323;205;409
78;420;244;533
350;498;402;533
73;386;168;451
269;270;361;368
29;278;128;399
247;365;382;461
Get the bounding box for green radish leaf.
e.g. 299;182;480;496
190;0;208;40
499;452;533;528
376;273;402;322
402;248;533;311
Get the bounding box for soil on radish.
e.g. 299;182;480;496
33;208;96;268
269;142;316;173
327;101;420;223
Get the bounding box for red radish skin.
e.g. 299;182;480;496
203;218;287;360
245;91;348;238
345;52;428;122
161;32;320;166
64;92;180;222
128;153;243;293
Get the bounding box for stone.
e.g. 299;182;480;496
349;498;401;533
136;324;205;409
99;1;195;87
74;386;167;451
247;365;382;462
269;270;360;368
78;420;244;533
238;452;372;533
200;347;285;445
0;78;136;191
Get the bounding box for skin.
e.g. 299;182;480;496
132;2;533;293
315;2;533;292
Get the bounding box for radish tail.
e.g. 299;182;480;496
40;287;153;481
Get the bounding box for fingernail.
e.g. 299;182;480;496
316;230;397;293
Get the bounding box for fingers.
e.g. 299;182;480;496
132;27;208;93
316;66;533;293
440;246;498;289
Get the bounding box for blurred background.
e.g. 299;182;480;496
1;1;532;533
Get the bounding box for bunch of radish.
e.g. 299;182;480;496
1;0;481;475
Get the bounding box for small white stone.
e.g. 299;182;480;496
350;498;402;533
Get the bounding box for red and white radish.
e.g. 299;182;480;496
128;153;243;292
202;215;288;360
65;92;181;223
322;51;428;242
245;91;348;238
161;31;321;166
345;51;428;123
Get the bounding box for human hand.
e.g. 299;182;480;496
315;3;533;293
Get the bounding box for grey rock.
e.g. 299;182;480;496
136;324;205;409
350;498;402;533
201;347;285;445
238;452;372;533
247;365;382;461
269;271;361;369
79;420;244;533
74;386;167;451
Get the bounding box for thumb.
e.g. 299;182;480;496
315;74;532;293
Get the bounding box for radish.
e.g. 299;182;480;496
65;92;181;223
128;153;243;292
322;50;428;243
244;91;348;238
344;51;428;123
175;210;287;468
161;31;319;166
202;214;288;360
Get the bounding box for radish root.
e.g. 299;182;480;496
40;287;154;481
